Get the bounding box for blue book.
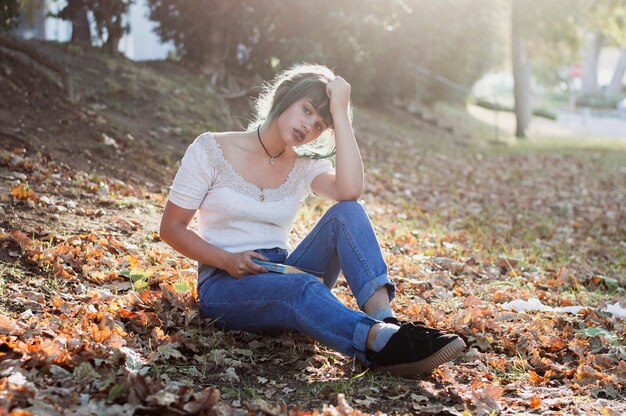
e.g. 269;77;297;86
252;259;324;281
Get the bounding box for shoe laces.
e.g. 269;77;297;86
402;322;444;342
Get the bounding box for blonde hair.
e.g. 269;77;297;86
249;63;352;160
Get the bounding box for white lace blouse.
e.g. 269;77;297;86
168;132;334;253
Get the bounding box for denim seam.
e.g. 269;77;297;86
203;276;372;355
290;215;375;281
334;215;375;279
352;318;376;364
204;297;361;353
288;217;334;265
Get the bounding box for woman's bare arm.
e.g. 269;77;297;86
159;201;267;277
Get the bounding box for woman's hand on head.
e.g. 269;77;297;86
326;76;351;115
223;251;269;278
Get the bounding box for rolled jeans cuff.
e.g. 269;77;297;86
355;272;395;310
352;317;376;364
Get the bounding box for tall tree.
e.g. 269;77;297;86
147;0;501;105
57;0;91;45
511;0;532;138
0;0;21;32
571;1;626;103
595;1;626;100
90;0;132;54
147;0;252;79
606;49;626;99
579;31;605;97
509;0;588;137
54;0;133;53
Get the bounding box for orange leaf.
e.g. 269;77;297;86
127;254;140;268
487;357;507;371
9;410;34;416
10;183;39;203
51;296;64;309
464;295;484;307
53;264;75;279
529;396;541;409
10;230;32;250
491;291;510;303
528;370;548;385
549;337;568;351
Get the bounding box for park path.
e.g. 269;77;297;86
468;104;626;139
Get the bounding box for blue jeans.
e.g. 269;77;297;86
197;201;395;363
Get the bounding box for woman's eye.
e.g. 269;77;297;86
303;106;310;114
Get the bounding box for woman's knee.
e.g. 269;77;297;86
327;200;367;221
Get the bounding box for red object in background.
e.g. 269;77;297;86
569;63;582;78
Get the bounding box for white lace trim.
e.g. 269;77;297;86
199;133;308;202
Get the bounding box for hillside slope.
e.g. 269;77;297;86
1;40;234;189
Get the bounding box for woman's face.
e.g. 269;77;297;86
276;98;329;147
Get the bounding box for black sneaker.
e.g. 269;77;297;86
382;317;402;325
367;322;466;376
382;317;425;326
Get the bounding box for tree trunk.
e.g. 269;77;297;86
605;48;626;100
102;13;124;55
511;0;532;138
579;31;604;97
33;0;47;40
103;28;123;54
70;6;91;45
204;1;229;86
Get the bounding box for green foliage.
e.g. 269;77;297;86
589;0;626;46
53;0;133;52
512;0;587;84
120;268;151;291
173;281;191;293
576;92;622;108
1;0;21;31
579;327;619;344
511;1;626;86
146;0;253;68
146;0;503;106
391;0;505;104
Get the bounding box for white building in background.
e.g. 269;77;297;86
118;1;174;61
39;0;173;61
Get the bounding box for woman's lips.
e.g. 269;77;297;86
294;128;305;142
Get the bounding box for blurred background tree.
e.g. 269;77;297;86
4;0;625;136
1;0;21;32
510;0;591;137
580;0;626;103
146;0;258;87
55;0;91;45
146;0;503;105
53;0;133;53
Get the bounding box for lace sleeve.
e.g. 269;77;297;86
168;133;217;209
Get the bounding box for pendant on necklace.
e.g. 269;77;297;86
269;157;276;166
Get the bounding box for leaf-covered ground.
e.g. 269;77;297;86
1;103;625;415
1;42;625;415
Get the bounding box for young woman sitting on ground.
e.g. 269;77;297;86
159;63;466;376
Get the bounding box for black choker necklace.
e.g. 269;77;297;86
257;126;286;166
